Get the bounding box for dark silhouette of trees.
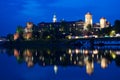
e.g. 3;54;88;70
16;26;24;34
113;20;120;33
7;34;13;41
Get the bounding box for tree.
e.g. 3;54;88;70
114;20;120;33
110;30;116;37
32;24;40;40
99;27;113;36
16;26;24;34
7;34;13;41
60;21;69;33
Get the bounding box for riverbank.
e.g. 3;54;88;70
1;37;120;48
1;39;79;48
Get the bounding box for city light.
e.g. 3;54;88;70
54;65;58;74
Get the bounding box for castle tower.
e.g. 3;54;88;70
53;14;57;23
27;22;33;29
100;17;106;28
84;12;93;29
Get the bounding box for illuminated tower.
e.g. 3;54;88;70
84;12;92;29
27;22;33;29
53;14;57;23
100;17;106;28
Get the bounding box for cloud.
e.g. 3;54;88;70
49;0;93;8
19;0;60;17
20;0;44;16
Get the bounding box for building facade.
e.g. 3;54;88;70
100;17;106;28
84;12;93;30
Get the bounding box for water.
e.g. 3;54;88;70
0;46;120;80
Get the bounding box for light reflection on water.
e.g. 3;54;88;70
0;46;120;80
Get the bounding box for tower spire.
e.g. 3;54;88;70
53;14;57;23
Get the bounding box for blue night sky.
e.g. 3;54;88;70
0;0;120;36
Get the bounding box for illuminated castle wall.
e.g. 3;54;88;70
100;17;106;28
84;12;93;29
27;22;33;29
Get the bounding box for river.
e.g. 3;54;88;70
0;46;120;80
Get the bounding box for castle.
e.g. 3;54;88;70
14;12;110;40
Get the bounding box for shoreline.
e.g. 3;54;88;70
1;37;120;48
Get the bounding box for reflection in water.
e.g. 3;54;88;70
54;65;58;74
0;47;120;75
23;49;34;67
86;60;94;75
14;49;19;57
101;58;108;69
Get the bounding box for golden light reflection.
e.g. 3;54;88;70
110;51;116;59
23;49;34;67
24;49;32;57
84;50;89;54
70;56;72;61
75;49;79;54
68;49;72;54
27;60;34;67
74;61;77;64
10;48;120;74
86;61;94;75
93;50;98;54
14;49;19;57
47;50;51;55
101;58;108;69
